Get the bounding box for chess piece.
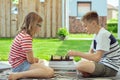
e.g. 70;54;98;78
69;56;73;61
50;55;53;61
65;56;69;61
60;56;62;61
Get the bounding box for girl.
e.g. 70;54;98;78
8;12;54;80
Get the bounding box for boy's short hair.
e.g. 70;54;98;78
81;11;99;24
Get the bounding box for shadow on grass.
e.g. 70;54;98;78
55;39;92;61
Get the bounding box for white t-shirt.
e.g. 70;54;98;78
91;28;120;71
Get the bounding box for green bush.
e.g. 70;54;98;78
57;28;68;37
57;28;69;40
107;19;118;33
107;23;118;33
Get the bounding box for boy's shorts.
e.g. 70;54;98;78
90;62;118;77
12;60;31;72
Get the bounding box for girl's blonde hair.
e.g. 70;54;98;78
19;12;43;37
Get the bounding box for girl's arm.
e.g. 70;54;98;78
26;50;36;64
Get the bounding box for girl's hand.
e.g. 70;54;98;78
34;57;39;63
39;59;44;64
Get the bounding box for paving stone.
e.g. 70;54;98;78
0;61;120;80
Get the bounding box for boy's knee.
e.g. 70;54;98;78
76;64;85;71
76;61;88;71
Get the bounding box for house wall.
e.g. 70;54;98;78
107;10;112;20
69;0;107;33
107;9;118;20
112;10;118;19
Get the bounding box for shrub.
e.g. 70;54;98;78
107;23;118;33
107;19;118;33
57;28;69;40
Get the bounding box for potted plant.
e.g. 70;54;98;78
57;28;68;40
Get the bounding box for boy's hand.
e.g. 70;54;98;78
67;50;76;56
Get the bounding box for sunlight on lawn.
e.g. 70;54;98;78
0;33;119;61
69;33;118;39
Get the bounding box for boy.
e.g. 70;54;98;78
68;11;120;77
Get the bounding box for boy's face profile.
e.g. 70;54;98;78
82;20;97;34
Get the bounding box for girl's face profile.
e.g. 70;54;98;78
35;22;42;33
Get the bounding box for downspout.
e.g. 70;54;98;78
118;0;120;39
66;0;69;32
62;0;65;27
62;0;69;32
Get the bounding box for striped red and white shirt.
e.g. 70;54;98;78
9;31;32;68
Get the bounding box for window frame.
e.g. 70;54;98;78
77;2;91;18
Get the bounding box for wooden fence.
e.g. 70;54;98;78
0;0;62;38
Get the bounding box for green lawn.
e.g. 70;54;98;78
0;38;91;61
33;39;91;61
69;33;118;39
69;33;94;38
0;33;120;61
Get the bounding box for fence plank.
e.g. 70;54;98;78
58;0;62;29
18;0;23;30
0;0;63;38
5;0;11;37
36;0;43;37
11;14;17;37
22;0;28;19
0;0;6;37
52;0;57;37
29;0;36;12
46;0;51;37
44;1;47;37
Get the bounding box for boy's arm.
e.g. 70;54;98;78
68;50;104;62
89;48;94;54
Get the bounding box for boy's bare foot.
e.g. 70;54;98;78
81;72;91;78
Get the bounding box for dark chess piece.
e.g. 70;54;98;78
65;56;73;61
65;56;69;61
60;56;62;61
50;55;53;61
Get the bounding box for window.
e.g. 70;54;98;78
77;2;91;17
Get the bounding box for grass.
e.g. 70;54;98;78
0;38;91;61
69;33;94;38
68;33;118;39
33;39;91;61
0;38;13;61
0;33;120;61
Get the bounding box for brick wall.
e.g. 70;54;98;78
69;16;107;33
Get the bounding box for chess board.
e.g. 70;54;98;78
50;55;73;61
49;55;77;77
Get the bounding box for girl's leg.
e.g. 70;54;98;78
8;63;54;80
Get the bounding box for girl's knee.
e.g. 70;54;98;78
46;68;54;78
